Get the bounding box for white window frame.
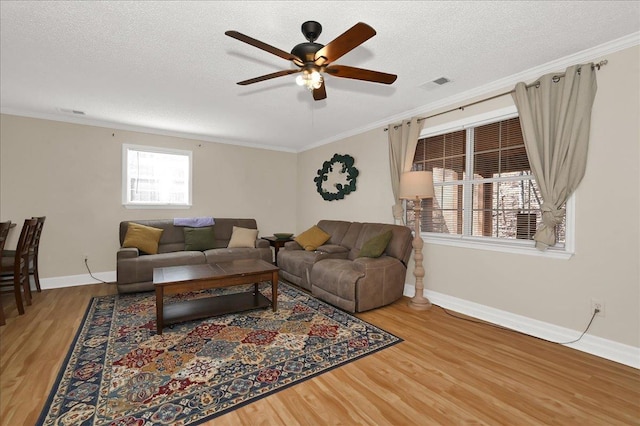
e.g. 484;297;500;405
122;144;192;209
418;106;574;260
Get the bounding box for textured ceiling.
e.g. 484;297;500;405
1;1;638;152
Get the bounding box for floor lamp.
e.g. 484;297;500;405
399;171;434;310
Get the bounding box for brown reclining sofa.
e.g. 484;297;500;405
116;218;271;293
277;220;413;312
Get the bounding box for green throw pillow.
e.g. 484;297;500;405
358;230;393;258
184;226;216;251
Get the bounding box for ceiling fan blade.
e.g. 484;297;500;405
237;69;300;85
314;22;376;65
313;82;327;101
225;30;302;63
325;65;397;84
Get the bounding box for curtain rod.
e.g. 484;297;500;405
384;60;608;131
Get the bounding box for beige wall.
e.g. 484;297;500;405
1;45;637;350
296;127;396;229
296;45;640;348
0;117;297;278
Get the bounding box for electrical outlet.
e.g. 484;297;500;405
591;298;605;317
83;254;88;262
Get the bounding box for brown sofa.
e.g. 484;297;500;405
277;220;413;312
116;218;271;293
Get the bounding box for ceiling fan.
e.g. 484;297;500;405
225;21;397;101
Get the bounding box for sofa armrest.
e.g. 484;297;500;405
283;240;303;250
352;255;401;273
351;256;407;312
117;247;139;261
316;244;349;255
313;245;350;263
256;239;270;248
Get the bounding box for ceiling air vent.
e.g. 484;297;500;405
419;76;452;91
59;108;85;115
432;77;450;85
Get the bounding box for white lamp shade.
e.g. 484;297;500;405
399;171;434;199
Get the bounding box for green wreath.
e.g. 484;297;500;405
314;153;359;201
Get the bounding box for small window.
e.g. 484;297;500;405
122;144;192;208
408;108;572;258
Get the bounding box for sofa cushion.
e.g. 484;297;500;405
117;251;206;285
295;225;330;251
358;230;393;258
349;223;412;263
316;220;352;245
204;247;271;265
183;226;216;251
312;259;365;298
276;249;318;290
316;244;350;255
227;226;258;248
122;223;164;254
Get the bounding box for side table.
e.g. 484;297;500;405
261;236;294;265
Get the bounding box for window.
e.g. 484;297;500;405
408;108;571;257
122;144;192;208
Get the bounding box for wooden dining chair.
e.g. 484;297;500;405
0;218;38;315
2;216;46;292
29;216;47;292
0;221;12;325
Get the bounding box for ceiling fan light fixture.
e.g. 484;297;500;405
296;70;324;91
311;76;323;90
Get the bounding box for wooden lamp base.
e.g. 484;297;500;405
408;198;431;311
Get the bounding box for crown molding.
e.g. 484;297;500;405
0;108;299;154
300;31;640;153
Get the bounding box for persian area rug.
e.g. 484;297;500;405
37;282;402;425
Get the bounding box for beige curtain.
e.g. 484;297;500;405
388;117;425;224
512;63;597;250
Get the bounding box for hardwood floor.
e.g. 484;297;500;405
1;283;638;425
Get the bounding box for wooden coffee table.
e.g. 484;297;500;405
153;259;279;334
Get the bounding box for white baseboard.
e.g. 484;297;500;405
404;284;640;369
41;271;117;289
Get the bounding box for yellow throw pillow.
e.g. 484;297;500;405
122;222;164;254
227;226;258;248
295;225;330;251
